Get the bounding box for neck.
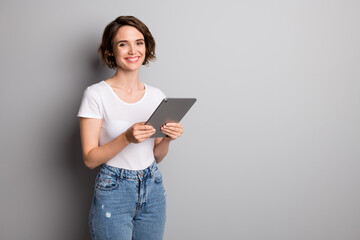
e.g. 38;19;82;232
111;68;142;89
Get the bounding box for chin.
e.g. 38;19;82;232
118;63;142;71
127;66;141;71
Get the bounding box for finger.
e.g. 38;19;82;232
161;125;183;134
161;128;180;138
164;122;182;129
161;125;179;132
162;131;176;139
135;122;146;127
137;132;156;142
135;129;156;138
164;122;182;128
137;124;155;131
137;128;154;134
161;128;179;134
162;122;181;128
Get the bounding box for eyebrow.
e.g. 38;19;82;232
116;39;144;45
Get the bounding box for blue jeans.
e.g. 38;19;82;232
88;160;166;240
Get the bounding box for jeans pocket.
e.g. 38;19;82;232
95;172;119;191
153;169;163;183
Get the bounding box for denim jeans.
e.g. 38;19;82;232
88;160;166;240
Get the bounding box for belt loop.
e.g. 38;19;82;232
151;165;155;177
120;169;124;179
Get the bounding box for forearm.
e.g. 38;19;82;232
154;137;172;164
84;132;130;169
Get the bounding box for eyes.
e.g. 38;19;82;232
119;41;144;47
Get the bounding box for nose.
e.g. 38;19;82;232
128;43;136;55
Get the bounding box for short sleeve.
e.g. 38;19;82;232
159;89;166;101
77;87;103;119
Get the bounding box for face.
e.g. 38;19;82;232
111;25;146;71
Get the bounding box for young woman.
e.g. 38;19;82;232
77;16;183;240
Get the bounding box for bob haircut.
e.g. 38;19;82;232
98;16;156;69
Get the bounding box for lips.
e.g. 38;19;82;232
125;56;140;63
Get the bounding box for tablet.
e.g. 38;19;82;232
145;98;197;138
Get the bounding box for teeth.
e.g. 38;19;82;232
127;57;139;62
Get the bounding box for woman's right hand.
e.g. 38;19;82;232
125;122;156;143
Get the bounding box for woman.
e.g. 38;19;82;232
77;16;183;240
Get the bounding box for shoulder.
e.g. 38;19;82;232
86;80;107;93
83;81;108;99
145;83;166;98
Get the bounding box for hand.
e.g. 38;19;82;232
125;122;156;143
160;122;183;141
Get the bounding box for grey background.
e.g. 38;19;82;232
1;0;359;239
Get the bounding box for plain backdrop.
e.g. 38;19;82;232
1;0;359;239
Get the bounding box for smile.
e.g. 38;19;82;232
125;56;140;63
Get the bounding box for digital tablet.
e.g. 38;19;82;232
145;98;197;138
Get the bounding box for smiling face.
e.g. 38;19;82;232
111;25;146;71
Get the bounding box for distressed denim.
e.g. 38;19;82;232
88;160;166;240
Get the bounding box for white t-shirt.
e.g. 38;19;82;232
77;80;166;170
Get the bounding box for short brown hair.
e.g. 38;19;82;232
98;16;156;69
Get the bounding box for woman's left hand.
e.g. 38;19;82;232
160;122;183;141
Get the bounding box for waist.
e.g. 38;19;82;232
99;159;158;180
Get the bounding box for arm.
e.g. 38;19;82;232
153;137;172;164
153;122;184;164
79;118;155;169
79;117;130;169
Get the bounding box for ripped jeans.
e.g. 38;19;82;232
88;160;166;240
